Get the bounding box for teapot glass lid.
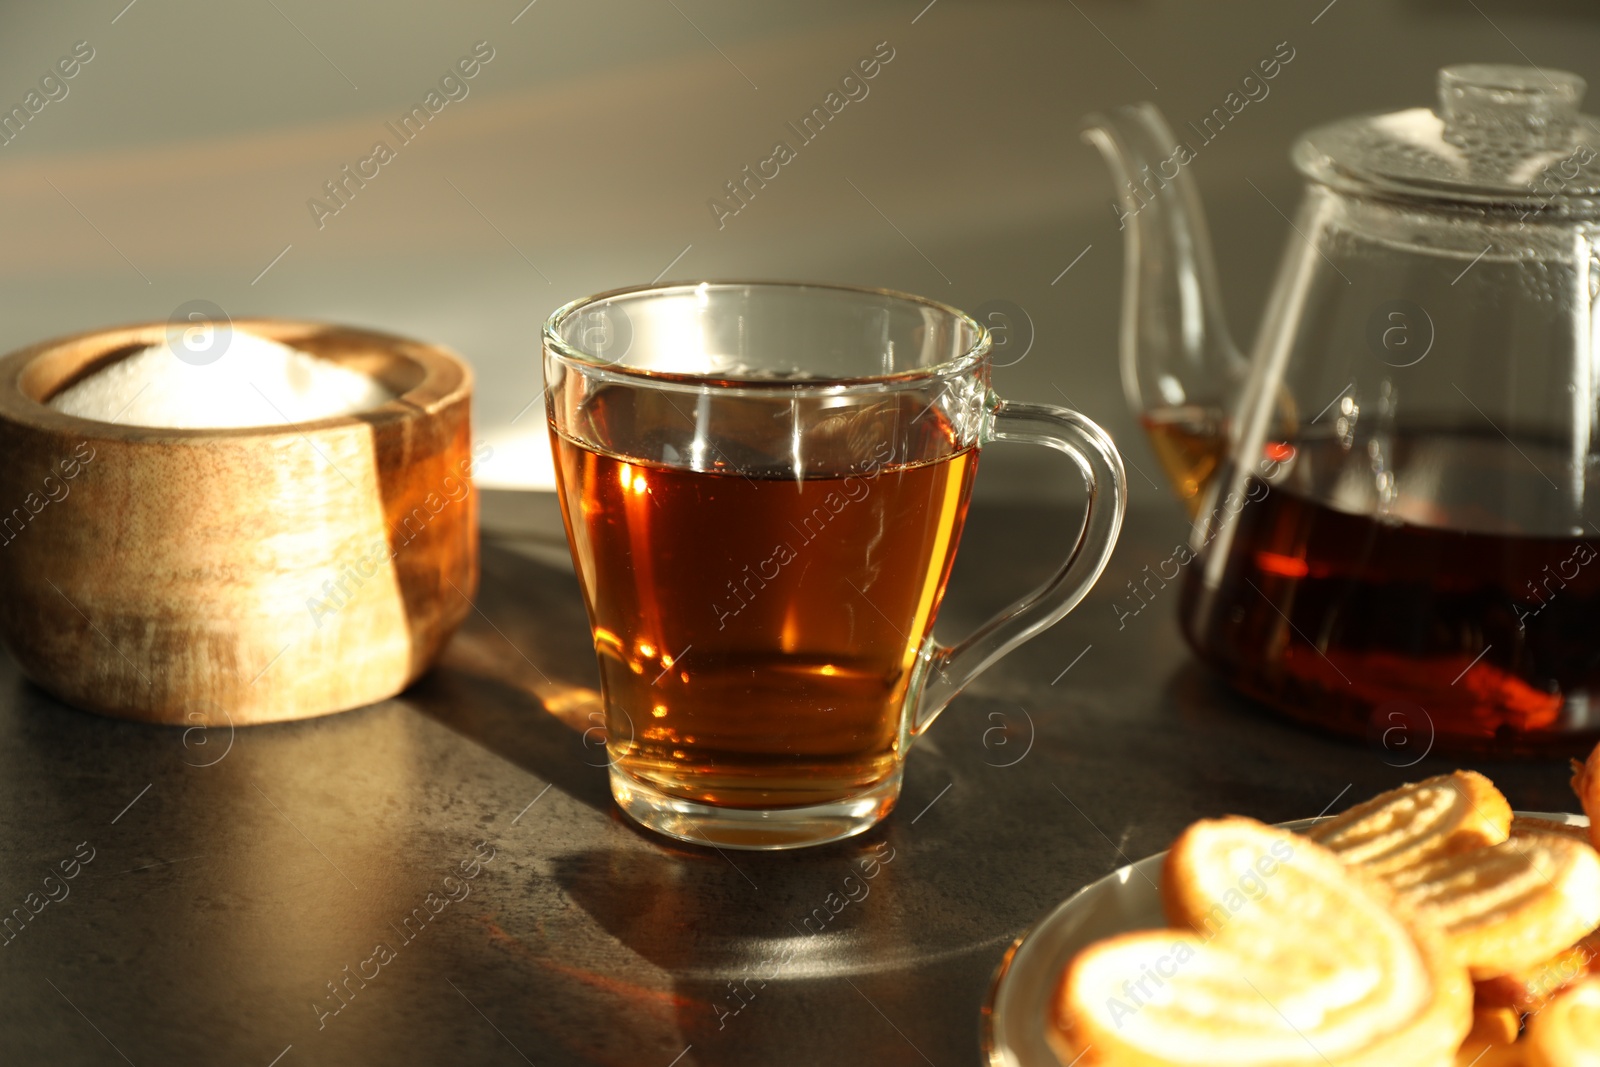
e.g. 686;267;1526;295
1294;64;1600;213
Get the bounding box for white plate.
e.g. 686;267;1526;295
982;811;1592;1067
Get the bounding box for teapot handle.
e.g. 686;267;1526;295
911;400;1126;736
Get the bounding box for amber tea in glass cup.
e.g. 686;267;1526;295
544;282;1125;849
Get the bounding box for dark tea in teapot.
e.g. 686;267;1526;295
1181;427;1600;751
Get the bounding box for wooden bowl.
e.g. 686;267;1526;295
0;319;477;726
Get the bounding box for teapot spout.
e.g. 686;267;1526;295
1082;104;1245;512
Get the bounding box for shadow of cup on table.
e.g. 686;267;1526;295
407;540;614;815
546;838;946;1065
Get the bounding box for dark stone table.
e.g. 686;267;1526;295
0;491;1581;1067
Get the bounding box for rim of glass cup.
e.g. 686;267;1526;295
542;280;993;393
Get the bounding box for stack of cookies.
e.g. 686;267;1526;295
1048;745;1600;1066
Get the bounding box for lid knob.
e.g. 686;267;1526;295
1439;64;1586;149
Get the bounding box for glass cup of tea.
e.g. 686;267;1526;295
544;282;1125;849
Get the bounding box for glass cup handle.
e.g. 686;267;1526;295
911;399;1127;736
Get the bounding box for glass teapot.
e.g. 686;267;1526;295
1085;65;1600;753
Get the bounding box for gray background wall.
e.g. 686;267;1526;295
1;0;1597;501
